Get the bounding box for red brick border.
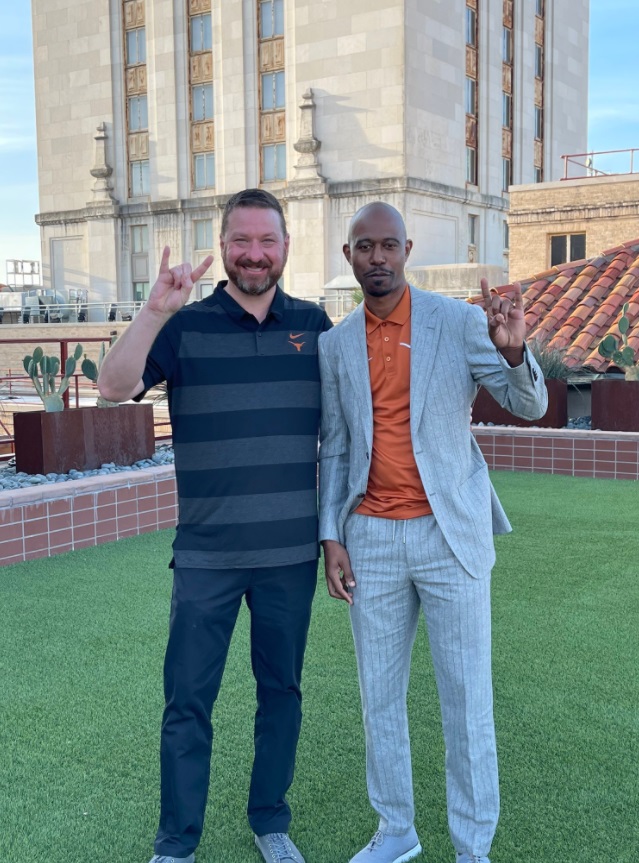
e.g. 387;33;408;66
0;466;177;567
472;425;639;480
1;427;638;567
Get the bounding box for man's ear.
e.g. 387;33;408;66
405;239;413;261
284;233;291;254
343;243;352;265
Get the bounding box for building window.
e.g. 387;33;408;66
128;95;148;132
130;160;150;196
131;224;149;253
502;27;512;63
502;93;512;128
192;83;214;122
262;71;285;111
465;6;477;46
126;27;146;66
190;13;212;52
468;214;478;246
535;44;544;79
466;147;477;185
536;0;545;16
503;220;509;250
534;106;543;140
258;0;285;184
535;166;544;183
194;152;215;189
194;219;213;250
465;78;477;116
262;143;286;181
133;282;150;302
260;0;284;38
550;233;586;267
502;157;512;192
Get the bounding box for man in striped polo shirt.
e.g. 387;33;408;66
98;189;332;863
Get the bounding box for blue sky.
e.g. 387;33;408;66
0;1;637;277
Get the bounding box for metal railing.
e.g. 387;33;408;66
0;300;146;325
561;148;639;180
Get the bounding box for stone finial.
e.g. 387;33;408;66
292;89;324;182
90;123;116;202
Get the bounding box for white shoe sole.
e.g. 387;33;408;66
392;843;422;863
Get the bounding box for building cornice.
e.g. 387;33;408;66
509;200;639;225
327;176;509;211
35;176;510;226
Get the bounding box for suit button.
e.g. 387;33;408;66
357;492;365;498
533;369;539;381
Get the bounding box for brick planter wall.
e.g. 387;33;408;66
1;426;638;567
0;466;177;567
473;425;639;479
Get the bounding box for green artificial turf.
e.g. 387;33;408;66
1;471;637;862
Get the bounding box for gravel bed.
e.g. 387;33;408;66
0;444;175;491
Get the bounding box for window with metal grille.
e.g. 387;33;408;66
128;95;148;132
194;153;215;189
260;0;284;38
126;28;146;65
130;160;150;196
190;13;212;52
262;143;286;181
192;83;214;122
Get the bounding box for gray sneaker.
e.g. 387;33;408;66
457;856;490;863
349;827;422;863
254;832;305;863
149;856;195;863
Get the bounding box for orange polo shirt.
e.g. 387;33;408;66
355;286;432;520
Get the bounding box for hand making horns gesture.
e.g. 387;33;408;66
480;277;526;352
147;246;214;317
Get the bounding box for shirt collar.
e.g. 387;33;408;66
364;284;411;334
214;280;285;322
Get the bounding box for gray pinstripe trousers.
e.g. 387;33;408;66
344;513;499;857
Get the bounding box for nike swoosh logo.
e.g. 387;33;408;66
289;332;305;340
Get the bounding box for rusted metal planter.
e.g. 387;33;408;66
591;379;639;432
471;378;567;428
13;403;155;475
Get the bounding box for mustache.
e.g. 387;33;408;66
237;258;271;269
364;269;394;277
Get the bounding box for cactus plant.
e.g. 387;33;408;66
23;344;83;412
598;303;639;381
81;333;119;407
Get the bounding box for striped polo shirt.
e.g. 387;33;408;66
140;281;333;569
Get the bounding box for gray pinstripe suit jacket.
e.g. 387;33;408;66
318;285;548;578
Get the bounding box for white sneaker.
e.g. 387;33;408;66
149;856;195;863
457;855;490;863
349;827;422;863
254;832;305;863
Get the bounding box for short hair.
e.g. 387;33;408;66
221;188;287;238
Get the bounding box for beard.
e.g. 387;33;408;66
223;250;287;296
362;270;399;298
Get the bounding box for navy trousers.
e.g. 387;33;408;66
154;560;318;857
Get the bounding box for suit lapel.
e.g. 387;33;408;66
409;286;442;436
339;304;373;450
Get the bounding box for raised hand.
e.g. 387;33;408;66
147;246;214;318
480;278;526;353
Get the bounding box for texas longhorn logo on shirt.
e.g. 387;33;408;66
288;332;305;352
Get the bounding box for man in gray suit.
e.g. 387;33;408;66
318;202;547;863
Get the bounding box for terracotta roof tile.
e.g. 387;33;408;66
467;237;639;372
